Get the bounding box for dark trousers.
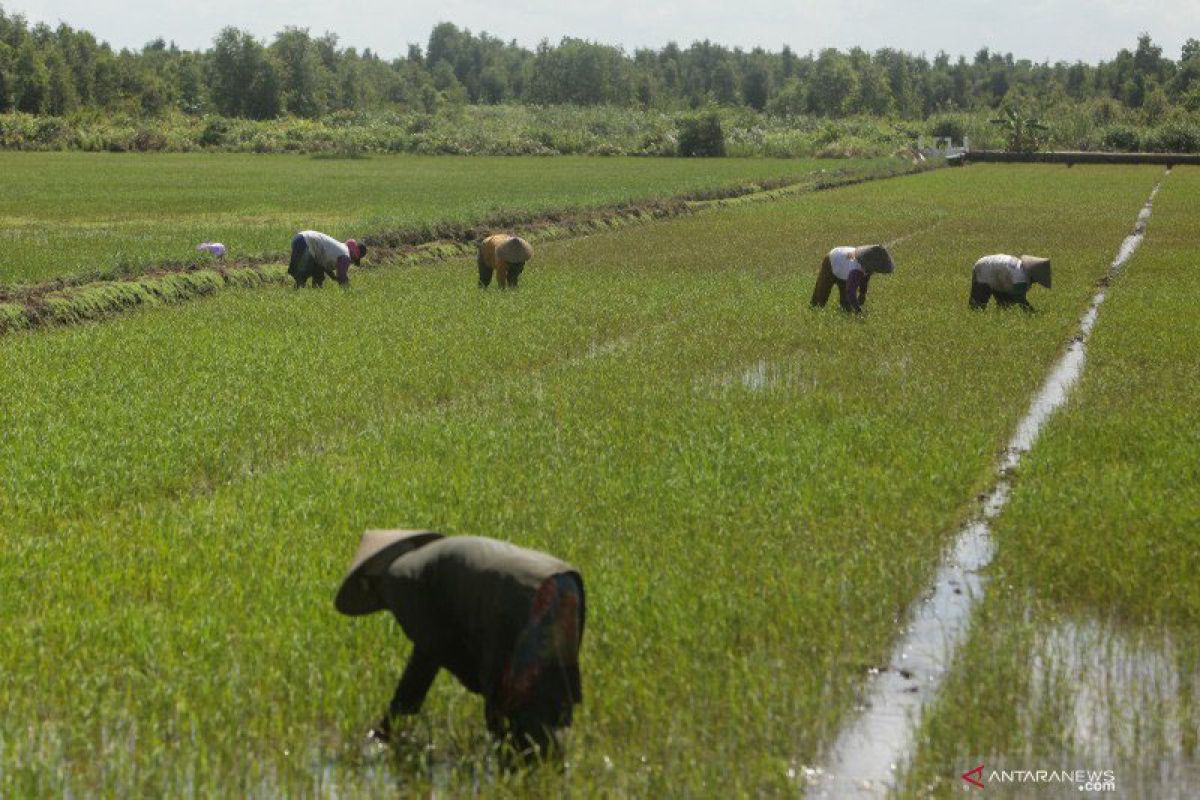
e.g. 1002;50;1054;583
288;234;327;288
810;257;853;311
969;280;1033;310
479;256;525;289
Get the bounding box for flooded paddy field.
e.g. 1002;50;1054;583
0;161;1189;796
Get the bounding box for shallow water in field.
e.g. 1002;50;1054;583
1025;617;1200;799
707;358;815;394
806;176;1167;797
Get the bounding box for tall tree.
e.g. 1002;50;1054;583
44;44;76;114
209;27;279;118
807;48;857;116
13;37;48;112
272;27;331;117
741;52;771;110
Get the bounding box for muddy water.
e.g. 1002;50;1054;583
804;176;1166;798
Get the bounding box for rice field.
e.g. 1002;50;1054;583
900;167;1200;798
0;159;1193;797
0;152;878;287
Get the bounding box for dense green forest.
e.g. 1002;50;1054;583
2;5;1199;154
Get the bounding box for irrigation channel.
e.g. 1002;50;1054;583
804;171;1168;798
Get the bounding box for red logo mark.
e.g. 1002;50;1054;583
962;764;985;788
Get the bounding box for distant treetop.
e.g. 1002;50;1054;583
0;9;1198;120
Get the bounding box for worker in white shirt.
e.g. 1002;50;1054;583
969;254;1051;310
810;245;895;313
288;230;367;288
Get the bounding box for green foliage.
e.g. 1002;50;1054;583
0;106;945;157
676;109;726;156
2;10;1200;126
197;114;230;146
1139;119;1200;152
208;27;281;119
526;38;634;106
1101;123;1141;151
808;48;859;117
271;27;334;118
928;115;965;142
765;77;806;117
12;37;47;113
990;106;1049;152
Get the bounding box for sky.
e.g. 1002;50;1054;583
4;0;1196;64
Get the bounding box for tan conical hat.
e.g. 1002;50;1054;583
853;244;895;274
334;529;444;616
497;236;533;264
1020;255;1052;288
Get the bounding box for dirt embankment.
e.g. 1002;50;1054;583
0;159;939;336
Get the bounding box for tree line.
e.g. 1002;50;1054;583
2;7;1198;121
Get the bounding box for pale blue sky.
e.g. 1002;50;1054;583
4;0;1195;63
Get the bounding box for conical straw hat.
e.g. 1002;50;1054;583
853;245;895;274
497;236;533;264
1020;255;1052;288
335;529;444;616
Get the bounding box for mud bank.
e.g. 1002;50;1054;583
805;173;1167;798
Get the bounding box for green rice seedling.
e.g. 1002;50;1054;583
0;164;1164;796
900;168;1200;797
0;152;882;287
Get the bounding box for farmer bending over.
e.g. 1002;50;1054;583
811;245;895;313
479;234;533;289
288;230;366;288
969;254;1051;310
336;529;585;756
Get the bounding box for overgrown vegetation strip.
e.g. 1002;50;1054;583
0;157;935;335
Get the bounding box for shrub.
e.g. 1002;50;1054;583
636;129;677;157
1100;125;1140;152
198;116;230;147
929;116;966;142
34;117;67;147
132;128;168;152
1140;122;1200;153
677;111;726;157
990;107;1048;153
